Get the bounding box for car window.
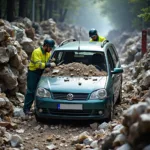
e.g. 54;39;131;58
52;51;107;71
107;49;115;71
109;46;118;66
52;51;64;64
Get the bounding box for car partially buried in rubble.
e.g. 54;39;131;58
34;39;123;122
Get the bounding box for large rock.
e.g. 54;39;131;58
0;47;10;63
0;93;13;118
7;45;17;58
20;37;35;54
122;102;147;127
140;70;150;90
0;29;9;42
12;25;25;41
9;54;22;69
0;66;18;90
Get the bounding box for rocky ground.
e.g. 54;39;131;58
0;64;131;150
0;17;150;150
1;49;150;149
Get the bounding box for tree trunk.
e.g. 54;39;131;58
44;0;49;20
7;0;15;21
59;8;68;22
53;0;58;22
48;0;53;19
39;0;43;21
19;0;27;18
0;0;2;18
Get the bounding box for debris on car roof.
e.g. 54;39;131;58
43;63;107;77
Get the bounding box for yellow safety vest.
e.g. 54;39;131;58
90;35;106;42
29;47;51;71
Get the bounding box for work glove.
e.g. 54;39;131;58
45;62;56;68
50;62;56;67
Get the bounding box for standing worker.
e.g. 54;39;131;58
89;28;106;42
23;39;56;115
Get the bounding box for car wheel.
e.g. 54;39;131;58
35;113;45;123
106;100;114;122
116;85;122;105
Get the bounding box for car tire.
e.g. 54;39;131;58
116;84;122;105
35;113;46;123
105;100;114;122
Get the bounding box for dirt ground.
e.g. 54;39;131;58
13;117;99;150
6;64;130;150
10;102;128;150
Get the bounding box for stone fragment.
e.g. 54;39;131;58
116;143;132;150
46;144;57;150
113;134;126;147
123;102;147;127
98;122;109;130
90;122;98;130
10;134;23;147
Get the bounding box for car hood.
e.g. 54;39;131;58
38;76;107;93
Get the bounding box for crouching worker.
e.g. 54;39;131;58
23;39;56;115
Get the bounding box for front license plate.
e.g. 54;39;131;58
57;104;83;110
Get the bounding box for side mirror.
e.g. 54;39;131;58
111;68;123;74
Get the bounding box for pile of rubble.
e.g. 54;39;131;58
121;32;150;64
40;19;88;44
0;93;13;120
0;126;23;148
0;17;88;97
98;51;150;150
0;18;33;95
43;62;107;77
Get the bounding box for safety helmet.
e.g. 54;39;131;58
44;39;55;48
89;28;98;37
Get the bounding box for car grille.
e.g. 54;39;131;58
52;92;89;100
49;109;92;116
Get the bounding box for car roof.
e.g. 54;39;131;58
55;41;106;52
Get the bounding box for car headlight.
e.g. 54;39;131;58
36;88;51;98
90;89;107;99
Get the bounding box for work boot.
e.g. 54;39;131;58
24;110;33;115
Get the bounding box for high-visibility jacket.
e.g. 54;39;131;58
29;46;51;71
90;35;106;42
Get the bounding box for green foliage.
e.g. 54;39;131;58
93;0;150;31
138;7;150;22
129;0;148;28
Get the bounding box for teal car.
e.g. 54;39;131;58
34;39;123;122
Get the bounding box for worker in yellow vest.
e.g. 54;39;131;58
23;39;56;115
89;28;106;42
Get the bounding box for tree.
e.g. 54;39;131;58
0;0;2;18
19;0;28;18
7;0;16;21
39;0;43;21
138;7;150;22
44;0;49;20
129;0;150;29
97;0;133;31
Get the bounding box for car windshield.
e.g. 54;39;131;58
51;51;107;72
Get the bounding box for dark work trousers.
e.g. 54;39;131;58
23;69;43;112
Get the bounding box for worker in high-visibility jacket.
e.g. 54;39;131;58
23;39;56;115
89;28;106;42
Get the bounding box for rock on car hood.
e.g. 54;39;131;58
38;76;108;93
